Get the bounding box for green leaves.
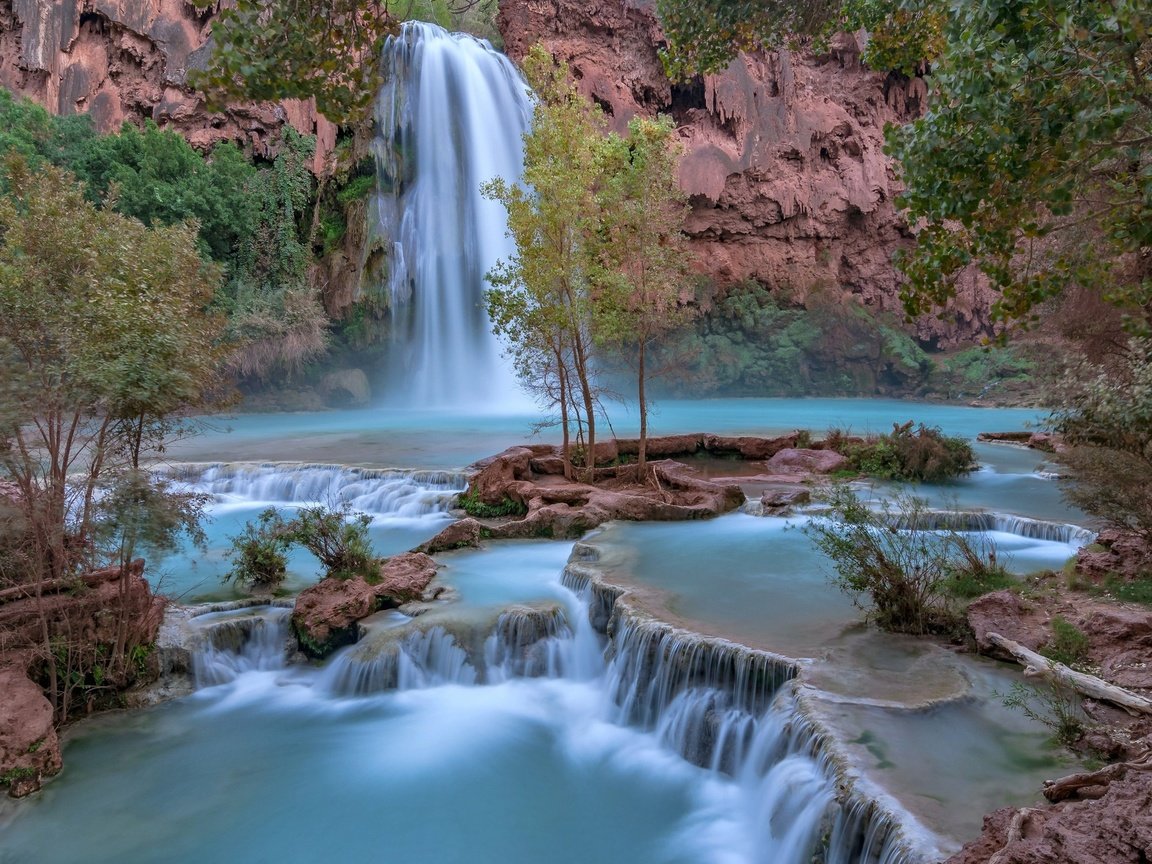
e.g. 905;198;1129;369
890;0;1152;327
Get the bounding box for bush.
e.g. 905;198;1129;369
459;490;528;519
804;485;1003;635
1000;680;1088;748
283;503;380;582
224;508;291;590
845;421;975;482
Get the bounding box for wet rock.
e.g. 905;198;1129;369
760;487;812;513
704;434;797;460
765;448;848;475
416;518;484;554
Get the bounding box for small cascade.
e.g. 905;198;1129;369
484;605;575;681
321;625;477;695
374;22;533;410
882;509;1092;544
190;608;292;687
164;463;467;516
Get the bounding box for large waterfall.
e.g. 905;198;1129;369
374;22;532;411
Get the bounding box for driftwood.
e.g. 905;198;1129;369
1042;754;1152;802
986;632;1152;715
988;807;1038;864
0;560;144;606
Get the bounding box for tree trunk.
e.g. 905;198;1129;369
637;341;647;473
987;632;1152;714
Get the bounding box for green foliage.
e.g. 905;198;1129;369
652;285;934;398
458;490;528;519
1041;616;1092;669
845;422;975;482
890;0;1152;330
1001;681;1087;748
804;485;1002;634
0;767;37;786
933;346;1035;398
1050;341;1152;538
282;503;380;581
654;0;943;78
1097;575;1152;606
225;508;292;589
188;0;500;123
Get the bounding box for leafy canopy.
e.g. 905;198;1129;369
890;0;1152;328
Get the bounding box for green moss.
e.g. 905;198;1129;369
459;490;528;519
1041;616;1091;668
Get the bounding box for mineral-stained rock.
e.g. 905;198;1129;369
498;0;999;348
765;448;848;475
292;553;440;658
965;589;1045;658
318;368;371;408
0;0;336;169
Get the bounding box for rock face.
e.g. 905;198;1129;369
291;553;441;658
497;0;995;348
0;0;336;169
765;447;848;474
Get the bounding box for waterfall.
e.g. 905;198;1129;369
374;22;532;411
883;509;1093;545
190;608;292;687
165;462;467;517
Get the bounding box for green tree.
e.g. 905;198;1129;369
594;116;693;471
188;0;496;124
890;0;1151;329
0;159;227;716
483;46;607;480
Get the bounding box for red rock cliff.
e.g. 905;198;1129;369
0;0;335;170
497;0;993;347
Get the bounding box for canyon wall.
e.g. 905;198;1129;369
498;0;993;348
0;0;335;170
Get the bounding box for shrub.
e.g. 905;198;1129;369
846;421;975;482
224;507;291;590
804;485;1003;635
283;503;380;582
459;490;528;519
1000;681;1088;748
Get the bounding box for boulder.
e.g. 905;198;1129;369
616;434;705;458
704;434;797;460
292;553;440;657
766;448;848;475
0;655;61;798
760;487;812;513
416;519;484;554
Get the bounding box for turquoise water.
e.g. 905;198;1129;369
165;399;1044;469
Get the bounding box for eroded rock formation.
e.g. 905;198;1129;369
0;0;336;169
497;0;994;348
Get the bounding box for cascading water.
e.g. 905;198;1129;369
374;22;533;411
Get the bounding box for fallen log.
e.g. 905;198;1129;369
0;559;144;606
1042;755;1152;802
986;631;1152;715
